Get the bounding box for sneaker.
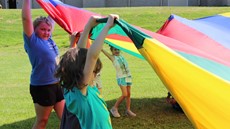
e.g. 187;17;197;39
125;110;136;117
110;108;121;118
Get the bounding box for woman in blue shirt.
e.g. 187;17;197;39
22;0;65;128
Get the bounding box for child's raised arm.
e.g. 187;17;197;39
69;31;81;48
77;16;101;48
81;14;119;94
101;49;114;62
22;0;33;37
87;14;118;60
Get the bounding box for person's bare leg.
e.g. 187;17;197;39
110;86;127;117
53;99;65;120
125;86;131;111
125;86;136;117
114;86;127;108
32;104;53;129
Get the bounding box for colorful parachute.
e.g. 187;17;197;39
37;0;230;128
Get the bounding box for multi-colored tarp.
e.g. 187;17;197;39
37;0;230;128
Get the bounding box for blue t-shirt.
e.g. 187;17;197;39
23;33;59;85
64;86;112;129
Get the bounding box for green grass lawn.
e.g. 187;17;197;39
0;7;229;129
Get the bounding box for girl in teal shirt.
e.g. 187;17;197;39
56;14;119;129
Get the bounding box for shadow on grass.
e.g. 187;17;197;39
106;97;194;129
0;97;193;129
1;112;60;129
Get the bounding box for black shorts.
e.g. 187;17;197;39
30;83;64;106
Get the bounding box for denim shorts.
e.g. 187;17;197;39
117;76;132;86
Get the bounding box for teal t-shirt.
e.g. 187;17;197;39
64;86;112;129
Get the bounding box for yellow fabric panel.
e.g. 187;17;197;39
220;12;230;17
105;38;140;55
139;38;230;129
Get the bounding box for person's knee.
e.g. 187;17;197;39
121;93;128;98
37;117;49;127
127;91;131;97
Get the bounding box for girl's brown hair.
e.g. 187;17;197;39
55;48;102;90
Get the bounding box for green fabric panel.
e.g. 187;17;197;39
91;23;128;38
91;18;151;49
